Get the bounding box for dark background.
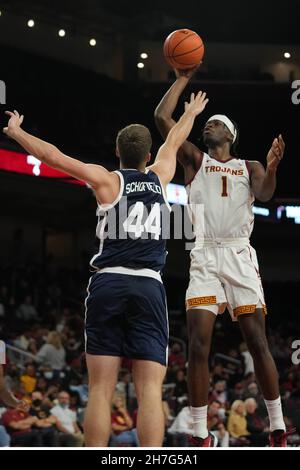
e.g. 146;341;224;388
0;0;300;327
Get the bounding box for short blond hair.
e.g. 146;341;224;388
47;331;62;350
230;400;246;415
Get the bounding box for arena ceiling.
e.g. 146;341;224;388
1;0;299;45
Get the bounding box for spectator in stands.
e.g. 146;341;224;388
172;369;188;412
65;334;81;363
70;375;88;407
34;327;50;350
168;343;185;370
244;381;259;399
227;400;250;443
20;364;37;395
207;400;222;431
228;382;245;402
51;391;84;446
282;371;296;396
35;377;49;395
29;391;59;446
0;425;10;447
225;349;244;387
116;370;135;411
215;422;230;447
244;372;257;388
240;342;255;376
0;364;28;447
45;384;61;404
110;394;138;447
243;381;266;414
14;331;33;351
2;363;20;393
211;364;227;383
27;338;38;355
2;408;41;446
167;405;192;446
210;380;228;405
36;331;66;372
245;398;269;446
16;295;38;323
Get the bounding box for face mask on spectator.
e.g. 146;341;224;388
44;371;53;380
60;403;69;409
32;399;42;407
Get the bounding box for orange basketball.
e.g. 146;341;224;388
163;29;204;70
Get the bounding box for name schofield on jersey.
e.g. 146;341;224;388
125;181;162;194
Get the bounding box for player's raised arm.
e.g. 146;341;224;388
154;68;204;168
150;91;208;186
249;135;285;202
3;111;113;191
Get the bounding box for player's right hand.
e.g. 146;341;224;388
3;110;24;137
175;65;201;80
184;91;209;116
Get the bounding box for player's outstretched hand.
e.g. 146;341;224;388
267;134;285;172
3;110;24;137
184;91;209;116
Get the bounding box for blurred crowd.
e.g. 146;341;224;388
0;259;300;447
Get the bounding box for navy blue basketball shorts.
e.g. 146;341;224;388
84;269;169;366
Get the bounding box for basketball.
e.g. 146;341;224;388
163;29;204;70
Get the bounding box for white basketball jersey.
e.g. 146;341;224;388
186;153;255;239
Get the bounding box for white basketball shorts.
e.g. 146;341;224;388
186;239;266;321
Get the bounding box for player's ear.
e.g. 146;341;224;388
225;129;232;144
116;147;120;158
146;153;151;163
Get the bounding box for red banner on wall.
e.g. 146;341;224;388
0;148;85;186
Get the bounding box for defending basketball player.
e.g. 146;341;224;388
155;67;289;447
3;91;208;447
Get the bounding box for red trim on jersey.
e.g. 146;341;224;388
245;160;252;177
209;156;236;163
185;151;204;187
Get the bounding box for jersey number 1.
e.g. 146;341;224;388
221;176;228;197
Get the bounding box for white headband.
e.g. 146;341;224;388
206;114;237;143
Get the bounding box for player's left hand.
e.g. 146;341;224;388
267;134;285;172
184;91;209;116
3;110;24;137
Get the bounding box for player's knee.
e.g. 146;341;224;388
246;334;269;358
135;381;162;404
189;334;210;362
88;382;114;401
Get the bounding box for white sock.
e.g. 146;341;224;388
264;397;286;432
190;406;208;438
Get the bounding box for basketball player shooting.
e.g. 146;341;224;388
155;67;289;447
3;91;208;447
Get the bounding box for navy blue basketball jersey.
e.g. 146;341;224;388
90;169;171;272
